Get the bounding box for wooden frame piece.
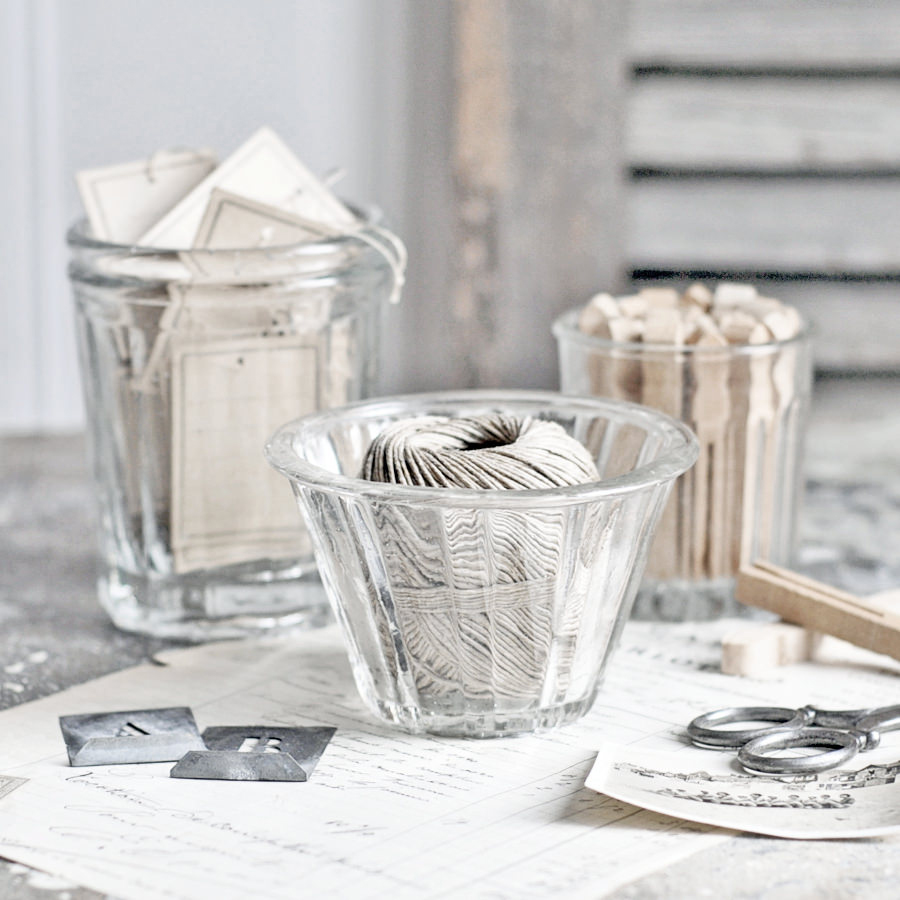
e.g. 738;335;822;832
736;560;900;663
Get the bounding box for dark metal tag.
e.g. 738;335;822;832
59;707;205;766
170;725;337;782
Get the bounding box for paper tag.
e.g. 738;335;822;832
194;189;340;249
139;127;356;249
179;189;345;282
170;333;319;572
76;149;217;244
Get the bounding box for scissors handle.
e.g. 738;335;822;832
738;727;867;775
803;707;879;729
687;706;814;749
856;704;900;734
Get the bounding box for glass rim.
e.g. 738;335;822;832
552;307;811;356
265;389;700;508
65;204;385;259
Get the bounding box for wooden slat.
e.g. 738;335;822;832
449;0;628;389
630;1;900;69
633;278;900;371
630;178;900;273
629;78;900;171
771;282;900;371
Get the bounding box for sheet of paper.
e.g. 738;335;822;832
0;625;731;900
587;740;900;840
139;127;356;248
1;621;898;898
76;149;217;243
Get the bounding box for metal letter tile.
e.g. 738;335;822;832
170;725;336;782
59;706;205;766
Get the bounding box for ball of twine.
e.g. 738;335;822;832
360;414;601;703
362;413;600;490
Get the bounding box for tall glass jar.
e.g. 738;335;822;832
554;310;813;619
68;219;401;640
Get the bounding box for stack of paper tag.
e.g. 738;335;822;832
76;128;400;575
77;127;357;247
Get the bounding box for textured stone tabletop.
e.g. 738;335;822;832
0;376;898;899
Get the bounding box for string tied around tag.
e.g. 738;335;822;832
143;147;210;185
303;169;407;305
348;220;407;306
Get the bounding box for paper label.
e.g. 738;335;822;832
179;189;345;282
170;334;319;572
139;127;356;249
76;149;217;244
194;189;339;250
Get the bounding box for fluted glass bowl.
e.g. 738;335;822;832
266;390;698;736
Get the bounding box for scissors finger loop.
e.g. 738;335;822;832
687;706;813;749
737;727;865;775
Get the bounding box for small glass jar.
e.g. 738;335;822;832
554;310;813;619
266;390;698;736
68;218;401;640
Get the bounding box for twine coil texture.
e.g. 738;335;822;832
361;414;602;703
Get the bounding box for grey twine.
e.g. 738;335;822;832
361;414;601;703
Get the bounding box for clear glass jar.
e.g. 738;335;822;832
554;310;813;620
68;219;400;640
266;390;698;736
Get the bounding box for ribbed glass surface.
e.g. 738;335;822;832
268;391;697;736
67;219;393;640
554;311;812;620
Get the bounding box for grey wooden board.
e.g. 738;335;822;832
629;77;900;171
629;178;900;273
606;835;900;900
633;279;900;371
449;0;628;390
629;0;900;68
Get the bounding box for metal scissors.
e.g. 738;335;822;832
687;704;900;775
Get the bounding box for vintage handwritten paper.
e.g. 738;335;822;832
0;625;730;900
1;621;898;898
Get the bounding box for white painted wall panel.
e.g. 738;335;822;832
630;78;900;171
630;0;900;69
1;0;75;431
0;0;417;432
630;179;900;273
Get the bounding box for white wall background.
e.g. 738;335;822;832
0;0;448;432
